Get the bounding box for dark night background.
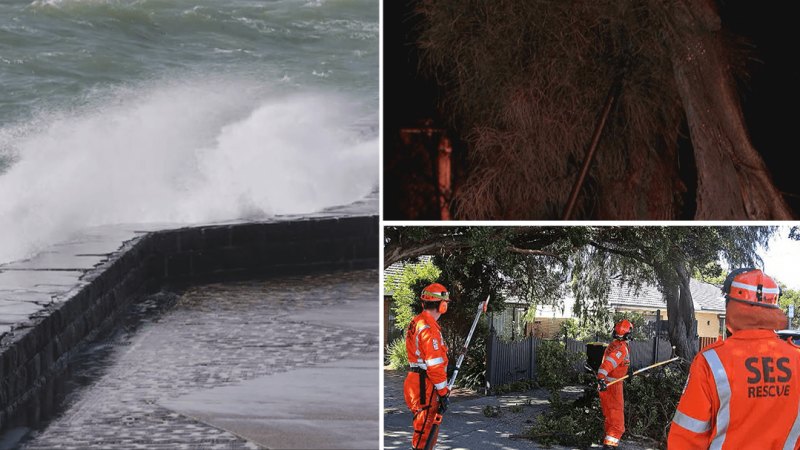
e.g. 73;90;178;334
384;0;800;220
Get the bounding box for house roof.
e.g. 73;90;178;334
688;279;726;312
609;278;725;313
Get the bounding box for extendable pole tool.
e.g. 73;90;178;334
605;356;680;387
423;295;490;450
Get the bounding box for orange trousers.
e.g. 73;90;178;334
599;382;625;446
404;371;442;449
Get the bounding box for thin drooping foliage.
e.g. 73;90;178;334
384;226;777;360
414;0;745;219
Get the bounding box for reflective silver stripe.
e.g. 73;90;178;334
730;281;780;294
703;349;731;450
411;361;427;370
606;376;617;382
783;401;800;450
414;325;430;357
605;357;619;368
672;410;711;433
598;368;609;376
604;436;619;444
425;357;445;367
434;380;447;390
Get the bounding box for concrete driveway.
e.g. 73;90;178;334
384;369;658;450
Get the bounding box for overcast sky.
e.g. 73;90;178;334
760;227;800;291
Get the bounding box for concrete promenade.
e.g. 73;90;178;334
18;270;378;449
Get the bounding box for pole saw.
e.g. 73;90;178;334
423;295;490;450
605;349;681;388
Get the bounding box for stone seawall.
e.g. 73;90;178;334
0;215;378;433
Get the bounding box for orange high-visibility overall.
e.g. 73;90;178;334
403;310;449;450
668;329;800;449
597;339;630;447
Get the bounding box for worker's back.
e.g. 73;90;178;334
669;329;800;449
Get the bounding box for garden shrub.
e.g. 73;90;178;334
528;363;687;449
624;366;687;442
536;340;584;394
385;337;409;370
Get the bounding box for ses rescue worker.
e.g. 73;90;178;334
403;283;451;450
668;268;800;449
597;319;633;449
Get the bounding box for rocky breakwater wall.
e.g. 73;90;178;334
0;215;378;432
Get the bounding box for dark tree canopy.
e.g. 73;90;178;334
409;0;791;220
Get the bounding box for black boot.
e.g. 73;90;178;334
602;446;617;450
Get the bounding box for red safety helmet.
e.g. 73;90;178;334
722;268;781;308
613;319;633;340
421;282;450;314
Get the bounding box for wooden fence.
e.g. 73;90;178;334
699;336;719;350
486;332;685;393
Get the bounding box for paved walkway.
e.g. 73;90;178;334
384;369;658;450
15;270;378;449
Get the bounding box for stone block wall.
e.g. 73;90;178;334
0;215;377;432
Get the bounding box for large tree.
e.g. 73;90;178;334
413;0;792;219
384;226;776;360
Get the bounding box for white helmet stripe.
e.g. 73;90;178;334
730;281;780;294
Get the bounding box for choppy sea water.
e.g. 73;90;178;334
0;0;378;263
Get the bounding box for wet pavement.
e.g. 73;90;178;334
14;269;379;449
384;369;658;450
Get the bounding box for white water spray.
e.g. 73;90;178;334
0;80;377;263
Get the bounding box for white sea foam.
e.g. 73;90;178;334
0;79;377;263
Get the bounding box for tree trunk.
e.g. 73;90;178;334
665;0;793;219
663;262;699;361
597;145;681;220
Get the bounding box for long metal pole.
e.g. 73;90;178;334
424;296;491;450
561;77;623;220
605;356;680;387
448;296;490;389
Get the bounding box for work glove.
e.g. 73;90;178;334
438;394;450;413
597;378;608;392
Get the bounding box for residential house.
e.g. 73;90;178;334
508;278;726;342
608;278;726;341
